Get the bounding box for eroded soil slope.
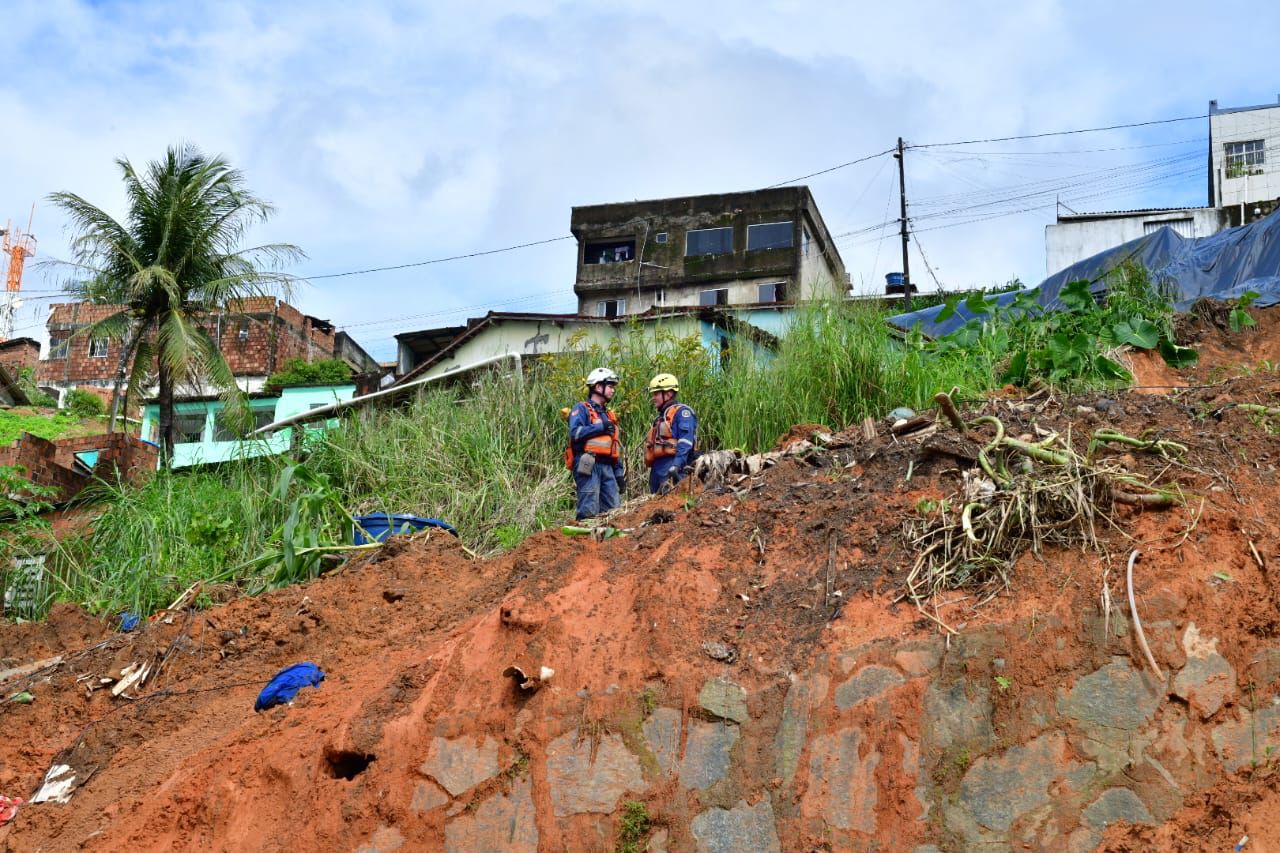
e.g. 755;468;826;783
3;310;1280;851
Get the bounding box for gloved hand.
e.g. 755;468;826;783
600;420;616;436
616;466;627;493
657;475;676;496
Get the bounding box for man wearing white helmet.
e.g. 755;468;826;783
644;372;698;494
565;367;624;520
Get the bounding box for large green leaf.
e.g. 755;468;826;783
1093;354;1132;381
1158;337;1199;368
1111;318;1161;350
1058;279;1096;312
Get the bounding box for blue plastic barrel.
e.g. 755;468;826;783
885;272;905;287
352;513;458;544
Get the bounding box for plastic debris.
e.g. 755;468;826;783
255;662;326;712
119;612;140;632
888;406;917;420
502;664;554;691
1235;836;1249;852
31;764;77;804
7;691;33;704
0;795;22;825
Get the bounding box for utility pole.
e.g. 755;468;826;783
895;137;911;304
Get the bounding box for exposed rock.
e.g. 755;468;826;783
410;781;449;813
648;827;670;852
893;641;942;677
959;733;1066;832
701;641;737;662
773;671;829;785
680;721;738;790
690;799;781;853
356;825;404;853
698;678;748;723
546;729;646;816
419;735;500;797
1172;652;1236;719
1211;706;1280;772
1058;659;1160;732
643;708;681;776
1082;787;1154;828
922;680;993;752
834;664;904;710
444;775;538;852
802;727;879;833
1249;646;1280;687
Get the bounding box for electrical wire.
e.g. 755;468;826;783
911;114;1206;148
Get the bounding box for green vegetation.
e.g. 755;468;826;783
64;389;106;418
266;357;353;389
14;366;56;407
0;408;105;445
26;274;1201;619
49;143;302;456
616;800;652;853
923;263;1195;389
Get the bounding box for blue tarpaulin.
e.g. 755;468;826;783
889;210;1280;338
255;662;326;712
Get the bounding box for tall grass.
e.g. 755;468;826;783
46;300;1002;617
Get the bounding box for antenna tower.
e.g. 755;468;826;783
0;205;37;342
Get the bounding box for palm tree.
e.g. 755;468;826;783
48;144;303;464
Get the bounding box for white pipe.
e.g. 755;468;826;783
250;352;522;436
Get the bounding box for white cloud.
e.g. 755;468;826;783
2;0;1277;358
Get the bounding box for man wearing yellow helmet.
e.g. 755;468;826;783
643;373;698;494
566;367;624;520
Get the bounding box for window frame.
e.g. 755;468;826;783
746;221;794;252
1225;139;1266;175
174;412;209;444
88;337;110;358
49;337;70;359
685;226;735;257
699;288;729;307
595;299;626;319
583;238;637;265
757;282;785;303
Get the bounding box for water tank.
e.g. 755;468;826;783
885;272;915;296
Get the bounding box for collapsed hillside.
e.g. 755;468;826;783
3;311;1280;851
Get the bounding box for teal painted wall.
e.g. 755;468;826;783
140;384;356;468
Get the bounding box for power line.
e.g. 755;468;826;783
910;114;1206;148
764;147;895;188
304;235;573;281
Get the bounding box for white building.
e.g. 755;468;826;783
1045;96;1280;276
1210;97;1280;213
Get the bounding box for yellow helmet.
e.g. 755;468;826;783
648;373;679;393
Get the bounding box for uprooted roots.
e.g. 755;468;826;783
904;398;1182;622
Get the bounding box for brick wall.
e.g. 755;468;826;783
35;298;338;388
0;338;40;373
0;432;158;502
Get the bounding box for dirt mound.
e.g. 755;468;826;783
2;312;1280;851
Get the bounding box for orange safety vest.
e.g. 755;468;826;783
564;403;621;470
644;404;684;466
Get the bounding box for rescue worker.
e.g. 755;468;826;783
644;373;697;494
566;367;624;520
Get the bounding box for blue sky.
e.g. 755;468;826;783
3;0;1279;360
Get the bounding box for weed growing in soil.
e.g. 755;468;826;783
616;800;652;853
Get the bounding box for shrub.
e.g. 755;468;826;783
266;358;353;389
64;389;106;418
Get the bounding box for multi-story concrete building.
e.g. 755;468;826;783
35;297;380;404
1045;96;1280;275
1209;97;1280;218
570;186;848;318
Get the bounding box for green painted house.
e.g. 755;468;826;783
140;384;356;468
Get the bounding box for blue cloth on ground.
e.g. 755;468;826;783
255;662;326;712
119;612;140;632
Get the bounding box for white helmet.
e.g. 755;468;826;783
585;367;619;388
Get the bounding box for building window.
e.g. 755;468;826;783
747;221;793;251
213;408;275;440
699;288;729;307
583;238;636;265
803;226;813;257
654;232;668;244
175;412;208;444
757;282;785;303
596;299;626;318
88;337;109;358
654;289;667;307
1225;140;1265;177
49;337;69;359
686;227;734;257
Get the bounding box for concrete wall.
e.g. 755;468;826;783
1211;103;1280;208
1044;208;1228;276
